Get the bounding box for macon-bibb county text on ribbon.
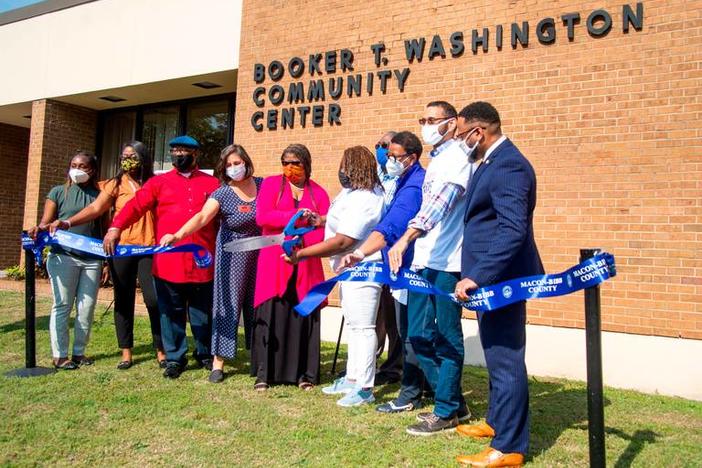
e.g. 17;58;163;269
294;252;616;316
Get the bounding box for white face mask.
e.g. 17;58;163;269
457;133;481;162
69;168;90;184
421;118;452;146
385;157;406;177
226;164;247;181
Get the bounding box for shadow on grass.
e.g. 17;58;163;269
568;426;659;468
528;380;613;462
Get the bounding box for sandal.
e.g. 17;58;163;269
71;355;94;367
54;359;78;370
298;381;315;391
117;360;133;370
254;381;269;392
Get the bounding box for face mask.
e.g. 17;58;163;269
385;157;406;178
226;164;247;181
69;168;90;184
120;157;140;172
172;154;194;172
338;170;352;189
375;147;389;167
283;164;305;185
457;131;481;162
421;119;451;146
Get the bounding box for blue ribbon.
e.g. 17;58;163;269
22;230;212;268
294;252;616;316
281;210;316;256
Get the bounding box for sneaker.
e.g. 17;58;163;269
406;413;458;436
322;377;355;395
376;399;422;414
163;362;183;379
417;406;471;423
337;388;375;407
208;369;224;383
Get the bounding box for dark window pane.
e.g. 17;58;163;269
186;100;229;170
99;111;136;179
143;105;179;172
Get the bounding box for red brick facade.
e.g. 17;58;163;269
0;123;29;268
234;1;702;339
22;99;98;234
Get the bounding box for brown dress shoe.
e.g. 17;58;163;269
456;447;524;467
456;421;496;439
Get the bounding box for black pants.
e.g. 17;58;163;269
109;256;162;350
375;286;403;378
154;278;213;364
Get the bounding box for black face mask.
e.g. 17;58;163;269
338;170;352;189
172;154;194;172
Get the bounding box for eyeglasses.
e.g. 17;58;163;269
418;116;455;125
388;153;410;162
375;142;388;149
454;126;485;140
281;160;302;166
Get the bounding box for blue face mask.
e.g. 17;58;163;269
375;147;389;167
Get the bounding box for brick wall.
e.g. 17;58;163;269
0;123;29;268
22;99;98;231
234;0;702;339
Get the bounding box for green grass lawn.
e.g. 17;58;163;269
0;290;701;467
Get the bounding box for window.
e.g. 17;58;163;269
98;94;234;176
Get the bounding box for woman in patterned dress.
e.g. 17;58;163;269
160;144;261;383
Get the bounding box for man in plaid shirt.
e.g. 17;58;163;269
388;101;478;436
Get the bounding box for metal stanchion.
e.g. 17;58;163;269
4;249;55;378
581;248;605;468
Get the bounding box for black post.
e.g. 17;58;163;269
330;315;345;375
25;248;36;368
581;248;605;468
5;249;55;378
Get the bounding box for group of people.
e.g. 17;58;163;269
29;100;542;467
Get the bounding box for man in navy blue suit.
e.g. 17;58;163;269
454;102;544;467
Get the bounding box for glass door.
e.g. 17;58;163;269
142;105;179;172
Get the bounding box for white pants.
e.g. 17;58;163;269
340;281;382;389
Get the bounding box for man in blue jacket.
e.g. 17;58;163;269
454;102;544;467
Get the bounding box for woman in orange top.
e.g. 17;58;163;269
50;141;164;369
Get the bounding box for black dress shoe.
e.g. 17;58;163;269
208;369;224;383
163;362;183;379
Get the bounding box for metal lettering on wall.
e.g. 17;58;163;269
250;2;643;131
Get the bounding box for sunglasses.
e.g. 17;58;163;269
281;160;302;166
375;142;388;149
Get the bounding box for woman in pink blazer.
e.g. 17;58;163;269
252;143;330;391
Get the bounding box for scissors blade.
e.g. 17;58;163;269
222;234;285;252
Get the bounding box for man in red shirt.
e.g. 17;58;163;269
104;136;219;378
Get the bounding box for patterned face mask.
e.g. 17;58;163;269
120;157;141;172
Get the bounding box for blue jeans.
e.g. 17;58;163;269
395;297;429;406
46;252;102;359
407;268;465;419
154;278;213;364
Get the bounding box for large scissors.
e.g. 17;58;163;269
222;211;315;256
